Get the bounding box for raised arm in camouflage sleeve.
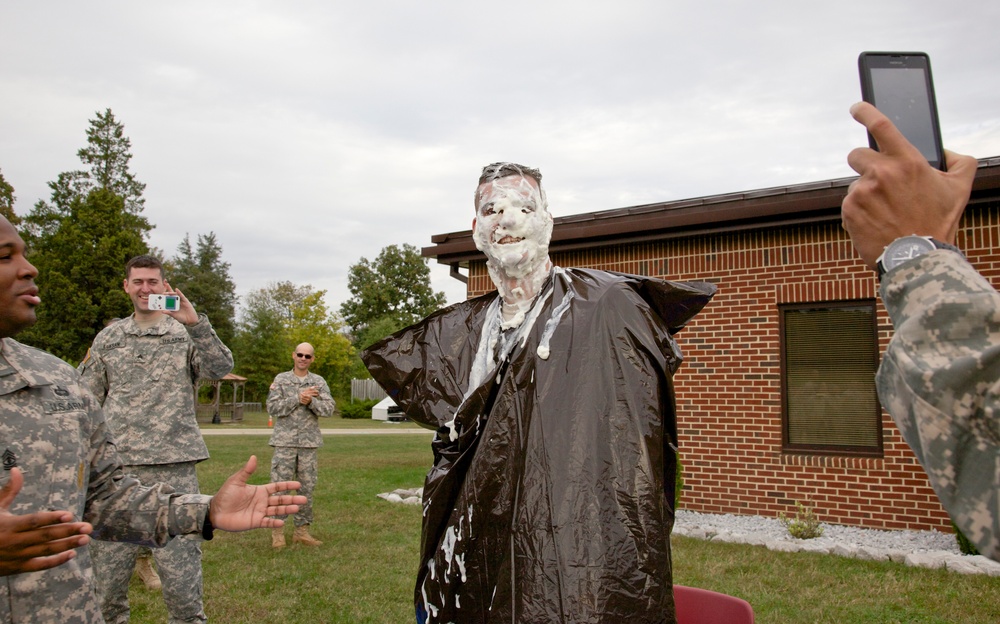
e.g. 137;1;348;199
77;313;233;466
877;249;1000;561
186;313;235;381
83;414;212;546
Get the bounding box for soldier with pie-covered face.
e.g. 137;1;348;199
364;162;716;623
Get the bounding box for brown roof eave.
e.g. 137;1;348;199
424;157;1000;265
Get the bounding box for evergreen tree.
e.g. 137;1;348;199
19;189;147;361
78;108;147;215
166;232;238;346
340;243;446;342
0;169;19;225
24;108;151;243
18;109;152;361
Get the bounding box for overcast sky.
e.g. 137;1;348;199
3;1;999;314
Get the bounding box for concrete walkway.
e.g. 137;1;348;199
201;427;433;436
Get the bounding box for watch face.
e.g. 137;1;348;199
884;236;937;271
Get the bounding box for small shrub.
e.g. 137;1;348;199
953;521;981;555
779;500;825;539
340;398;380;419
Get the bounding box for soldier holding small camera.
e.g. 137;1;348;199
79;254;234;624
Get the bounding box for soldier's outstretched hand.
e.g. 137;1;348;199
207;456;306;532
0;468;94;576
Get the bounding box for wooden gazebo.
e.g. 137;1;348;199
196;373;248;423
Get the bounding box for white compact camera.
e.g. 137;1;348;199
147;294;180;311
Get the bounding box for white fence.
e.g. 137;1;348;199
351;378;388;402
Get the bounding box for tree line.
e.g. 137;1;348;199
0;109;446;402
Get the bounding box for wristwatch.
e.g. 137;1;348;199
875;235;961;278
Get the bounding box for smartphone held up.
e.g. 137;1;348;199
858;51;946;171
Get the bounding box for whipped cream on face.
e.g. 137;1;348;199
473;174;553;301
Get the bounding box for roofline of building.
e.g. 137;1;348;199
423;156;1000;270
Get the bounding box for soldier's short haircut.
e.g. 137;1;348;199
125;255;164;280
474;162;544;211
478;162;542;186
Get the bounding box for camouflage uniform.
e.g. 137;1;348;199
878;250;1000;561
266;371;334;526
0;337;212;624
78;313;233;624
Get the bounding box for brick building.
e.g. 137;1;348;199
423;157;1000;533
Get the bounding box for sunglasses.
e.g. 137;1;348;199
295;353;313;360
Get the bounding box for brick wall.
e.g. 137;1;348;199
464;200;1000;533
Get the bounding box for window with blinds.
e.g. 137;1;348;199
780;301;882;455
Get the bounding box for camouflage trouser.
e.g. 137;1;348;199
270;446;318;526
91;462;206;624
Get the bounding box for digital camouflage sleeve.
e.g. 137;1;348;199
878;249;1000;561
0;337;212;623
78;313;233;466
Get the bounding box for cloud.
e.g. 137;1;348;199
2;1;999;314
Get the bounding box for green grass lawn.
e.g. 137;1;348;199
124;435;1000;623
199;405;424;430
128;434;429;623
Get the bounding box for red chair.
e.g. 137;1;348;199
673;584;755;624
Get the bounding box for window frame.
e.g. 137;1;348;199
779;299;883;457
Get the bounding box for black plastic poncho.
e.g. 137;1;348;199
363;268;716;624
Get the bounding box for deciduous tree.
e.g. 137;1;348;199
233;289;288;401
288;290;354;397
233;282;353;401
340;243;446;343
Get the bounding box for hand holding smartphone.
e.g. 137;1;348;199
858;51;946;171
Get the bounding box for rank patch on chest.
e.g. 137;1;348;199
2;448;17;470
